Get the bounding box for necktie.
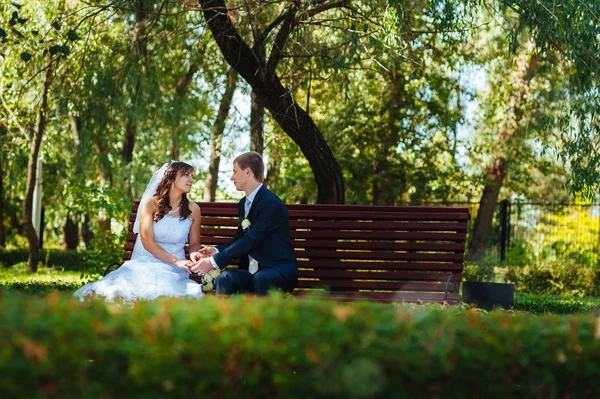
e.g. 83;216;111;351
245;198;251;217
246;198;259;274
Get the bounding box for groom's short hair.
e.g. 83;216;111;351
235;151;264;182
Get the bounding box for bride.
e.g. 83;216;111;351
75;161;204;302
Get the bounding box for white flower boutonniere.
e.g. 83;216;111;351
241;218;251;231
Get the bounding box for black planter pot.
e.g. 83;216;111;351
462;281;515;310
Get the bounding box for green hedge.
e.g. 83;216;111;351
0;248;90;270
0;280;84;295
514;294;600;315
1;293;600;398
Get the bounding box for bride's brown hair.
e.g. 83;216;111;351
153;161;194;222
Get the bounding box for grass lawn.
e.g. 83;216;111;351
0;263;100;294
2;263;600;314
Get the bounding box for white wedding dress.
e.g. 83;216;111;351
75;215;204;302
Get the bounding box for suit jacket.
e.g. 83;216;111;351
214;186;298;288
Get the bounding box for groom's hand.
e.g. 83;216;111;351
190;251;205;263
199;246;217;257
190;258;214;276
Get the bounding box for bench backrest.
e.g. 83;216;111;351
124;202;470;303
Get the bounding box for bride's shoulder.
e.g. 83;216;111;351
140;196;158;210
188;200;200;213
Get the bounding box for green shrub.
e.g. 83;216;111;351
0;280;83;295
81;231;124;272
0;238;123;273
462;260;495;282
506;261;597;297
0;248;90;270
0;248;29;268
2;292;600;398
514;294;600;315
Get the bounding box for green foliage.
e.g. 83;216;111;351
0;279;83;295
0;248;87;270
520;206;600;268
506;261;597;297
81;231;124;272
0;262;97;295
3;293;600;397
500;0;600;198
514;294;600;315
462;260;496;283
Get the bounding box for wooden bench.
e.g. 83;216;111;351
114;201;470;303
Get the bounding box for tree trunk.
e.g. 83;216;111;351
250;91;265;155
68;114;82;248
204;67;238;201
95;134;112;232
63;215;79;250
82;213;94;249
265;144;280;192
171;62;199;160
467;157;508;261
122;121;136;164
200;0;344;204
373;68;404;205
467;43;538;261
0;123;6;247
122;0;148;164
23;62;53;272
0;141;5;247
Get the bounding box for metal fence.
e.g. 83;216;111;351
461;201;600;265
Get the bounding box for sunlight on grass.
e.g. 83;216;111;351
0;263;100;285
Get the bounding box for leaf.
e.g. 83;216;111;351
51;21;60;31
49;45;69;56
49;45;61;56
9;12;18;26
67;29;79;41
20;52;31;62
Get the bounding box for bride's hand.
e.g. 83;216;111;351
174;259;192;273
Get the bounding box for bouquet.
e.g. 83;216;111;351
201;267;221;292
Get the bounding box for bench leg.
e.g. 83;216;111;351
104;262;121;277
444;274;460;302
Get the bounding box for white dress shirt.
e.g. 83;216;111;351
209;184;263;272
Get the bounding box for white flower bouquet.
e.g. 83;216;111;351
201;268;221;292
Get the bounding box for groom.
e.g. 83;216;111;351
190;151;298;296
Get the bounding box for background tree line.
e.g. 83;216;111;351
0;0;598;271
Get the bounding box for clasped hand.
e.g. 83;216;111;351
187;246;217;276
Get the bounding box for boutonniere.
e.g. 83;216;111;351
240;218;251;232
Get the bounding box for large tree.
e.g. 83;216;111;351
498;0;600;198
198;0;347;203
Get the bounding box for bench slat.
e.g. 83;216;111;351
123;240;467;253
297;280;454;292
298;260;465;271
198;208;470;221
295;250;464;262
298;270;462;282
293;290;460;303
121;201;470;303
197;229;468;242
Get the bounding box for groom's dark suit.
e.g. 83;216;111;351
213;185;298;294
